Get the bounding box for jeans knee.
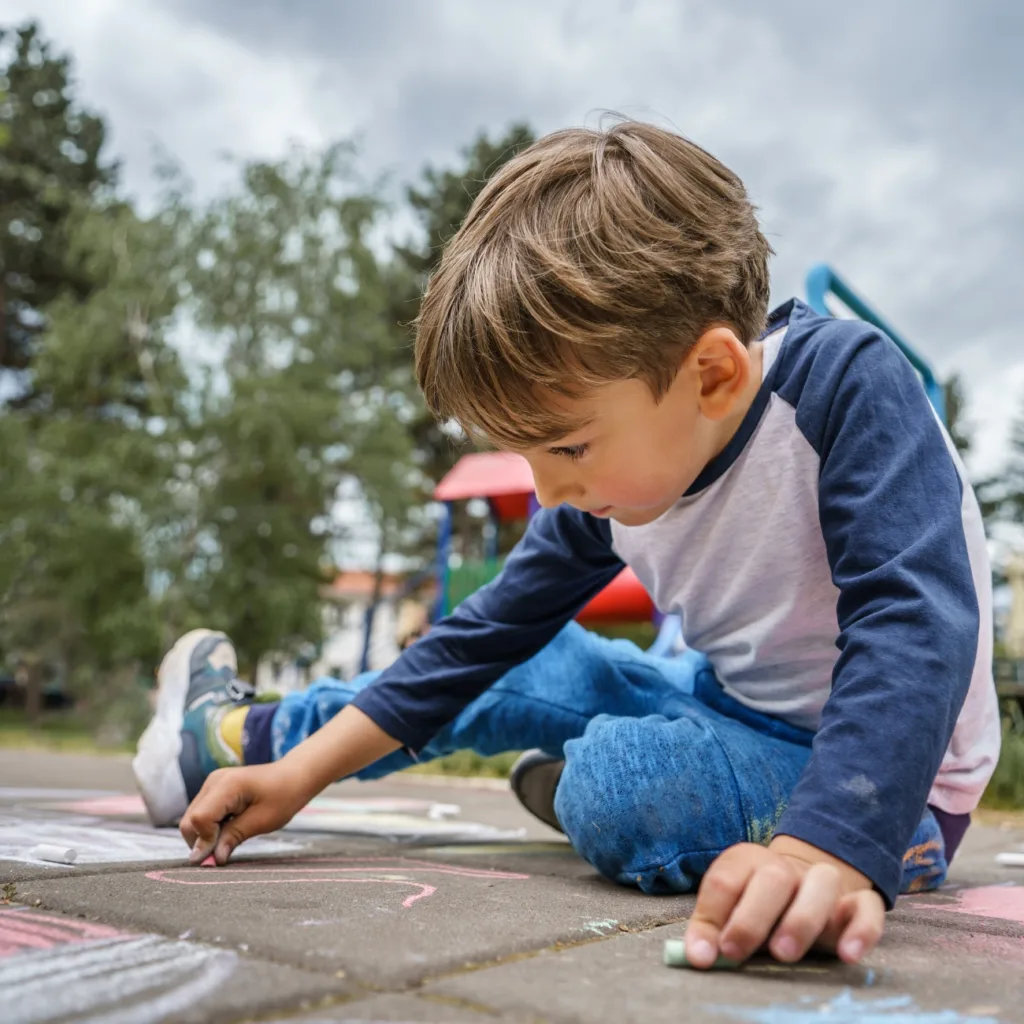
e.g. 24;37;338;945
554;712;750;893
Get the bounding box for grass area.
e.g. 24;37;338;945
0;708;135;754
978;725;1024;810
404;749;520;779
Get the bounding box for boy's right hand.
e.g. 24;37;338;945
179;762;309;866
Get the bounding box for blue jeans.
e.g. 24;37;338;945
267;623;948;896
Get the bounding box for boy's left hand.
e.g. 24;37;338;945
684;836;885;968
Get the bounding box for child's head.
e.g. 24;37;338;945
416;120;772;526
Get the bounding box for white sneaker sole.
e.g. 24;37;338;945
132;628;221;827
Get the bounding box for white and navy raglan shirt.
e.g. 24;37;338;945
352;298;1001;906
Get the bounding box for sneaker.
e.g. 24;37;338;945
509;750;566;834
133;629;257;827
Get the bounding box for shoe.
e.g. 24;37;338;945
133;629;256;827
509;750;565;834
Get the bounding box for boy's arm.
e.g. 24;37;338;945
181;505;624;863
685;320;981;968
772;323;979;906
348;504;625;751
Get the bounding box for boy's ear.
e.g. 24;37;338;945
689;326;752;420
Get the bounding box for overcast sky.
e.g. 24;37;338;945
4;0;1022;478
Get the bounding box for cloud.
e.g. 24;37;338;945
5;0;1023;475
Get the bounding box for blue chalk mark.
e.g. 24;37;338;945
707;989;1001;1024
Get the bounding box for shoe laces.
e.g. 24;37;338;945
225;677;256;702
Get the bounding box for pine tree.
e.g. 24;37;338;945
0;22;115;378
393;125;537;560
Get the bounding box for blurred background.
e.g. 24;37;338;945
0;1;1022;799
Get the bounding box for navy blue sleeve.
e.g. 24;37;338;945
775;316;979;906
351;505;624;751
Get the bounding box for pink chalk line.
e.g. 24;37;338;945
908;884;1024;926
146;856;530;909
0;908;125;958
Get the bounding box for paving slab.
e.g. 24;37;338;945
425;917;1024;1024
6;749;1024;1024
12;852;693;988
0;904;352;1024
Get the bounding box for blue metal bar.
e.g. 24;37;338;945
805;263;946;423
484;499;500;564
432;502;454;622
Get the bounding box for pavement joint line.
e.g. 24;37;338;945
419;929;631;987
416;990;514;1017
225;989;378;1024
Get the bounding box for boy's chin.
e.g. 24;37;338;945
609;505;672;527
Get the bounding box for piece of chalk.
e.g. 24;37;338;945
28;844;77;865
663;939;741;970
996;851;1024;867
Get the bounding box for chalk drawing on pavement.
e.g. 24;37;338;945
0;907;125;956
0;907;238;1024
908;883;1024;926
0;788;121;802
147;855;530;909
706;989;1001;1024
47;790;527;843
0;813;298;867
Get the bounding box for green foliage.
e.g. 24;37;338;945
405;749;521;779
980;723;1024;809
943;374;972;458
0;22;116;374
978;393;1024;528
395;125;537;512
163;144;420;676
0;200;183;717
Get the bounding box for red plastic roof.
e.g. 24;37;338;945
434;452;535;502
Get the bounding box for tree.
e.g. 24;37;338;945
0;200;184;721
979;393;1024;530
392;124;537;559
170;144;419;678
0;22;116;377
943;374;972;459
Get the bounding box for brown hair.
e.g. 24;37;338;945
415;120;772;449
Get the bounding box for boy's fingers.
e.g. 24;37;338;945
179;771;245;862
188;823;220;865
212;803;279;865
769;862;840;962
718;860;801;962
834;890;885;963
686;851;757;968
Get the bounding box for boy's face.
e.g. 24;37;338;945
519;327;762;528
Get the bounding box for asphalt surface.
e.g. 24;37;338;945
2;748;1024;1023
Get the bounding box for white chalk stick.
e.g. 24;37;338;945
995;851;1024;867
29;844;78;864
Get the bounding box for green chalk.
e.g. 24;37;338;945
663;939;741;971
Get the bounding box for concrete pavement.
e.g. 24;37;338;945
2;748;1023;1023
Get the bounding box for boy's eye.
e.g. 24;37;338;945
551;443;590;462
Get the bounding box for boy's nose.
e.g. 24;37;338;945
531;462;583;510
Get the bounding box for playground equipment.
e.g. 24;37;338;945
804;264;946;420
425;265;950;653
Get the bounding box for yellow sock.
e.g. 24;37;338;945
219;705;250;761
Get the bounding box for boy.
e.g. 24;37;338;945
133;121;999;970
